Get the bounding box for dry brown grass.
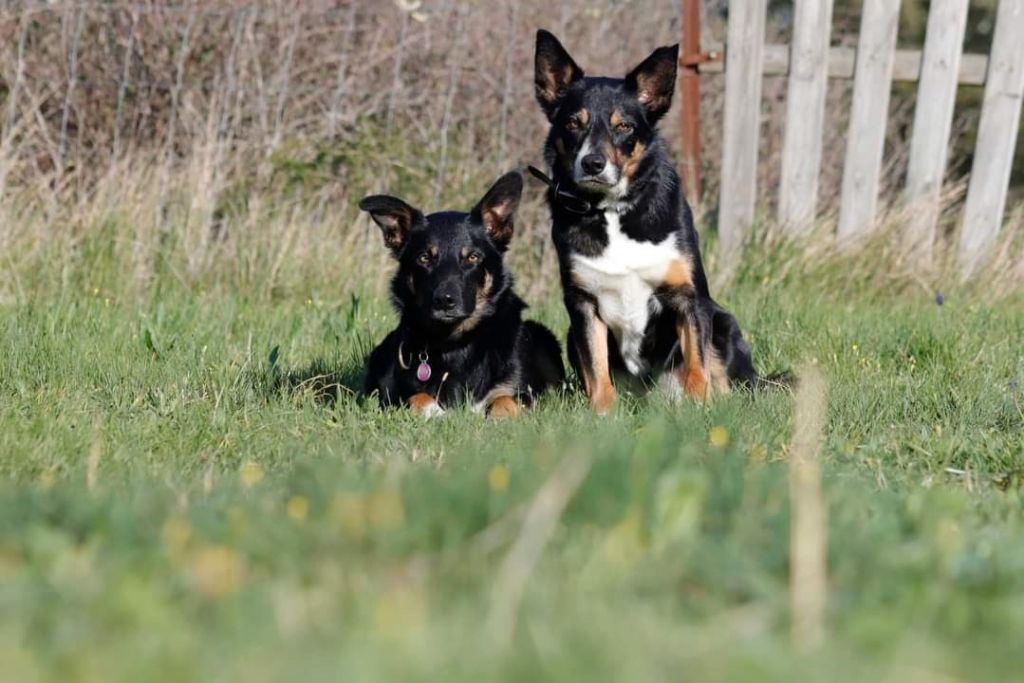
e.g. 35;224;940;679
0;1;1020;304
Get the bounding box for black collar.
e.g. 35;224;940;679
527;165;599;216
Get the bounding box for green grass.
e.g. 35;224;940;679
2;245;1023;682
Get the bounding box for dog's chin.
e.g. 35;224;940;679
575;174;621;195
427;311;470;329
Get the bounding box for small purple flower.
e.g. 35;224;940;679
934;291;945;306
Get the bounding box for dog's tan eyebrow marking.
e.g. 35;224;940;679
610;110;624;127
571;109;589;125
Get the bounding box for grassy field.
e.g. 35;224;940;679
2;225;1023;682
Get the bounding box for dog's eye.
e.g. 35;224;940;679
417;252;432;266
566;117;581;132
464;252;482;265
615;122;634;135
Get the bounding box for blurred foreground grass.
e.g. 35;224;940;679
1;235;1023;682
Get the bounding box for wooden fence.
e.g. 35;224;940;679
689;0;1024;275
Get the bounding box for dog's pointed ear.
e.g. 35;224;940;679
474;171;523;251
358;195;423;256
535;30;584;121
624;44;679;124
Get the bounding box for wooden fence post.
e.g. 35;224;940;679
959;0;1024;277
778;0;835;233
837;0;900;242
904;0;969;260
679;0;703;208
719;0;767;262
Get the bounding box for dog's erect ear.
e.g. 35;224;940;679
474;171;523;251
358;195;423;256
534;30;584;121
624;44;679;124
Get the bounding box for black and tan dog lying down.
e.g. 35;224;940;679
360;172;565;418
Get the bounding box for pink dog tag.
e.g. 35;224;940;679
416;358;432;383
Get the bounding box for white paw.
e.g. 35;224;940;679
421;403;446;420
657;372;684;402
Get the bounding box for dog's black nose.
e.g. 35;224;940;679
581;153;606;176
432;293;457;312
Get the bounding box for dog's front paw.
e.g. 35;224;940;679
421;403;446;419
487;395;521;420
408;393;445;419
590;388;616;415
681;367;710;401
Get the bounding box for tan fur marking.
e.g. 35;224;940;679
708;348;730;394
579;316;616;414
408;392;438;414
478;382;517;409
488;395;521;420
575;109;589;126
621;141;646;181
610;110;623;127
663;257;694;288
452;271;494;338
604;140;647;182
677;316;710;400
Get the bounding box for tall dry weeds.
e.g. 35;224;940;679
0;1;1019;304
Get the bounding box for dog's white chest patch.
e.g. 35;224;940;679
569;209;678;375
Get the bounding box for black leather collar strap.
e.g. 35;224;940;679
526;165;597;216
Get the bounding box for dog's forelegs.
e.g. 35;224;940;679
569;298;616;414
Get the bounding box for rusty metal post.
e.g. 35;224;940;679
679;0;703;207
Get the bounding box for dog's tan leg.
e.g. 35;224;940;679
677;315;710;400
709;349;730;394
576;314;616;414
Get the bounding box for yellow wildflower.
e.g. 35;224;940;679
709;426;730;448
286;496;309;523
488;464;510;492
239;461;263;488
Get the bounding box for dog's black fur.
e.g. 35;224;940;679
534;30;773;413
360;172;565;416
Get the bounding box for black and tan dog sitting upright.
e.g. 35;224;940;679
533;30;777;414
360;171;565;418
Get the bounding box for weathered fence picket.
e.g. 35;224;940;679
902;0;970;259
718;0;767;260
959;0;1024;276
837;0;900;241
704;0;1022;274
778;0;834;233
